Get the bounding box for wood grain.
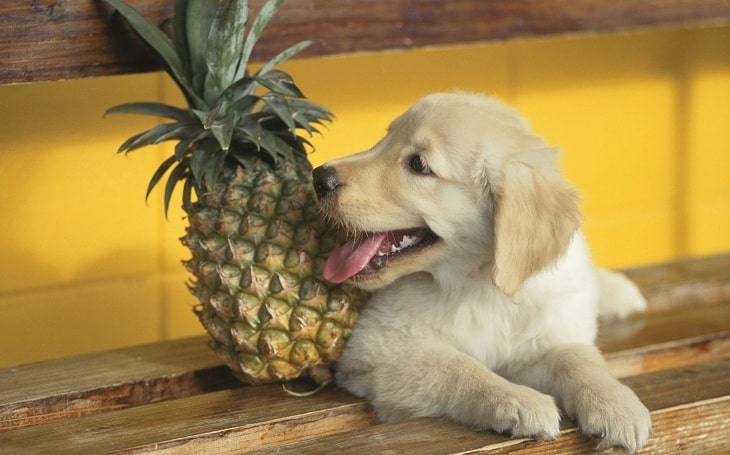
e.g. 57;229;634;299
2;0;730;85
4;358;726;454
245;360;730;455
1;383;374;454
0;337;237;431
600;302;730;378
624;254;730;311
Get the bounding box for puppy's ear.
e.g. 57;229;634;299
492;149;580;296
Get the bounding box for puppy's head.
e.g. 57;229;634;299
313;93;580;295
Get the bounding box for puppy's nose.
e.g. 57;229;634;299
312;165;341;199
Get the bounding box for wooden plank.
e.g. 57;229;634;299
4;358;726;454
600;302;730;377
624;253;730;311
0;337;235;431
2;0;730;85
1;279;728;431
0;382;374;454
2;301;727;431
245;359;730;455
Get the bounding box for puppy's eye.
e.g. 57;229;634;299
408;155;431;175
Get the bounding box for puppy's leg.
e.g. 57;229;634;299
337;339;561;441
596;268;647;321
511;344;651;451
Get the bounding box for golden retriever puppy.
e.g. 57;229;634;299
312;92;652;451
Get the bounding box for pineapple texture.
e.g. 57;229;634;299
184;157;365;383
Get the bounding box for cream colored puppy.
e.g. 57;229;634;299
312;93;651;451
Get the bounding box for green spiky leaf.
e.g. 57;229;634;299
255;70;305;98
146;155;178;202
117;122;200;154
173;0;191;72
185;0;218;96
210;119;235;151
102;0;204;109
261;93;296;133
190;142;227;190
192;104;223;129
256;39;316;77
233;122;295;163
204;0;249;102
106;102;192;122
236;0;285;81
164;158;190;216
220;77;258;105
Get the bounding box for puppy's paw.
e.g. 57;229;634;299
573;382;652;451
488;386;561;442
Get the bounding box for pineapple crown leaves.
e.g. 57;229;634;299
102;0;333;216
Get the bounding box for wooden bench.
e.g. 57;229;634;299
1;255;729;453
2;1;729;453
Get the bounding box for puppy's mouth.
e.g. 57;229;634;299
323;228;439;283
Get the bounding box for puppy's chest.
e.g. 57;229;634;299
448;297;548;370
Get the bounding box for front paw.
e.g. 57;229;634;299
571;383;652;451
488;385;561;442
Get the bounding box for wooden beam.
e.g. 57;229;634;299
2;0;729;85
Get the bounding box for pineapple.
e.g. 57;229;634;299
103;0;366;385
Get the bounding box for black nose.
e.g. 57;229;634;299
312;165;341;199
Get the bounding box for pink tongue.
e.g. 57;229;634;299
323;233;387;283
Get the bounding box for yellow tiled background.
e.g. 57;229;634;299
1;25;728;367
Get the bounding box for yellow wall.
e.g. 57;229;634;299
1;25;728;367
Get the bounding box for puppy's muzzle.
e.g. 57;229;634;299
313;165;341;200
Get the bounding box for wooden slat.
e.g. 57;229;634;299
0;304;730;453
245;359;730;455
600;302;730;377
0;382;373;454
0;337;236;431
2;0;730;85
624;253;730;312
3;358;727;454
1;301;727;432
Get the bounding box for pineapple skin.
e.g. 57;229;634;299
183;155;367;384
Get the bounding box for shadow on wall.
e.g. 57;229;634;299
0;248;164;367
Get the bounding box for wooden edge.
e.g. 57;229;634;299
599;301;730;377
605;332;730;379
5;358;726;454
241;359;730;455
0;336;235;431
2;0;730;85
0;384;374;453
623;253;730;311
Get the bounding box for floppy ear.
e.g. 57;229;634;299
492;148;581;296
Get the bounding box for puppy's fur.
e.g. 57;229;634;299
314;93;651;450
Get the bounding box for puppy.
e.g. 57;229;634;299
312;93;651;451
